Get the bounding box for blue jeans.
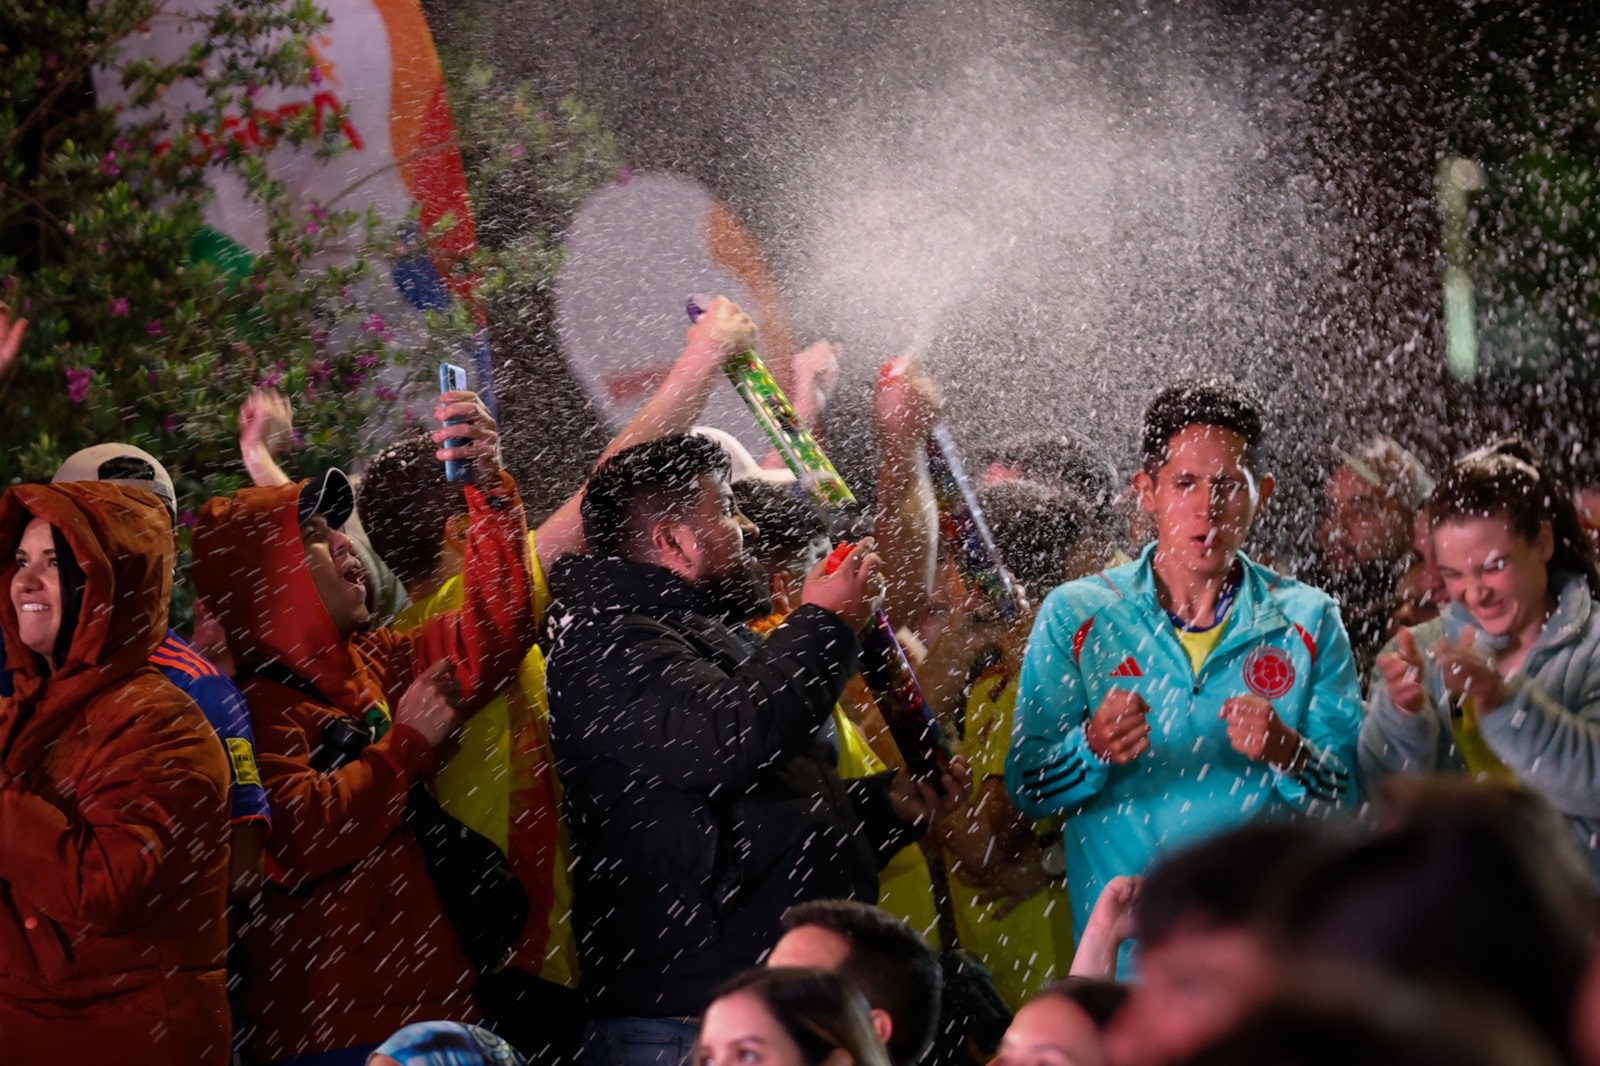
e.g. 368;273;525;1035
584;1017;700;1066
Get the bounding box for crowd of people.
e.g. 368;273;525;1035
3;297;1600;1066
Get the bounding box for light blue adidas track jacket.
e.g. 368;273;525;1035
1005;543;1363;941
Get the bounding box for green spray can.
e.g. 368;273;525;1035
686;294;857;512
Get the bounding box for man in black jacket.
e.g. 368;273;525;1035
546;433;960;1066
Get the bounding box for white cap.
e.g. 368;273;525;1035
691;425;796;485
53;443;177;516
1338;436;1435;512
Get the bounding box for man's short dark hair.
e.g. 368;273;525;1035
780;900;941;1066
734;480;827;560
977;479;1085;592
1037;977;1129;1031
356;434;464;586
1137;822;1345;949
1141;380;1267;472
581;433;732;558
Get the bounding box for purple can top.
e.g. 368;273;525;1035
686;293;715;323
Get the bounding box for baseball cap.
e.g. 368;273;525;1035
691;425;796;486
297;468;355;529
53;443;177;519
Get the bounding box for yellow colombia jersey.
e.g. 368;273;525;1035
393;532;578;988
833;704;941;944
1177;617;1230;675
951;668;1077;1007
838;671;1075;1008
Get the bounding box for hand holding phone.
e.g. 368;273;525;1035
439;362;471;483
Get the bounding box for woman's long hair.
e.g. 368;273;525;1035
48;525;87;668
703;968;891;1066
1426;438;1600;596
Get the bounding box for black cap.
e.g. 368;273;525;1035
297;468;355;529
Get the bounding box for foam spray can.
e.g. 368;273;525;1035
925;421;1022;618
687;295;857;513
825;543;954;782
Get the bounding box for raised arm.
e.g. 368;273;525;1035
384;390;535;712
238;388;295;488
872;357;941;626
532;297;756;569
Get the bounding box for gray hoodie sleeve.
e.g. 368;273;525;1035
1476;663;1600;818
1357;624;1447;791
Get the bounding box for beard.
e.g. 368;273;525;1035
704;554;775;623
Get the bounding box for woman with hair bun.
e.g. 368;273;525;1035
1359;438;1600;875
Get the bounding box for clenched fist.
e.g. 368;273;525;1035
1084;689;1151;765
1220;694;1303;771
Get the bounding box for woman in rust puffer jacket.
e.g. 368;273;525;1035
0;482;231;1066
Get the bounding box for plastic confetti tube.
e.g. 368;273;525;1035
825;543;954;782
925;421;1022;618
687;295;857;512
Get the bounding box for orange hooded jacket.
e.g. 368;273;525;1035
191;471;535;1061
0;483;231;1066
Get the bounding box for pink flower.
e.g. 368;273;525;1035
245;82;261;98
507;144;526;160
303;222;321;235
258;369;283;390
361;313;387;334
162;413;179;433
65;368;92;403
307;359;332;384
308;202;330;223
310;328;329;347
99;151;120;178
309;65;323;86
108;297;129;316
355;352;381;371
375;385;398;402
146;319;163;337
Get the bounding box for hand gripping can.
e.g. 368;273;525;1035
687;295;857;513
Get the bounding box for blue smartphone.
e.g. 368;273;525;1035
438;362;471;483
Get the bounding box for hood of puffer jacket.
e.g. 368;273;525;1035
0;482;174;771
191;480;375;712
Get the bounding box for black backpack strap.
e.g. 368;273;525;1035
235;660;374;773
234;659;335;705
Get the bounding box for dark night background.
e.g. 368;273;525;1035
420;0;1598;558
